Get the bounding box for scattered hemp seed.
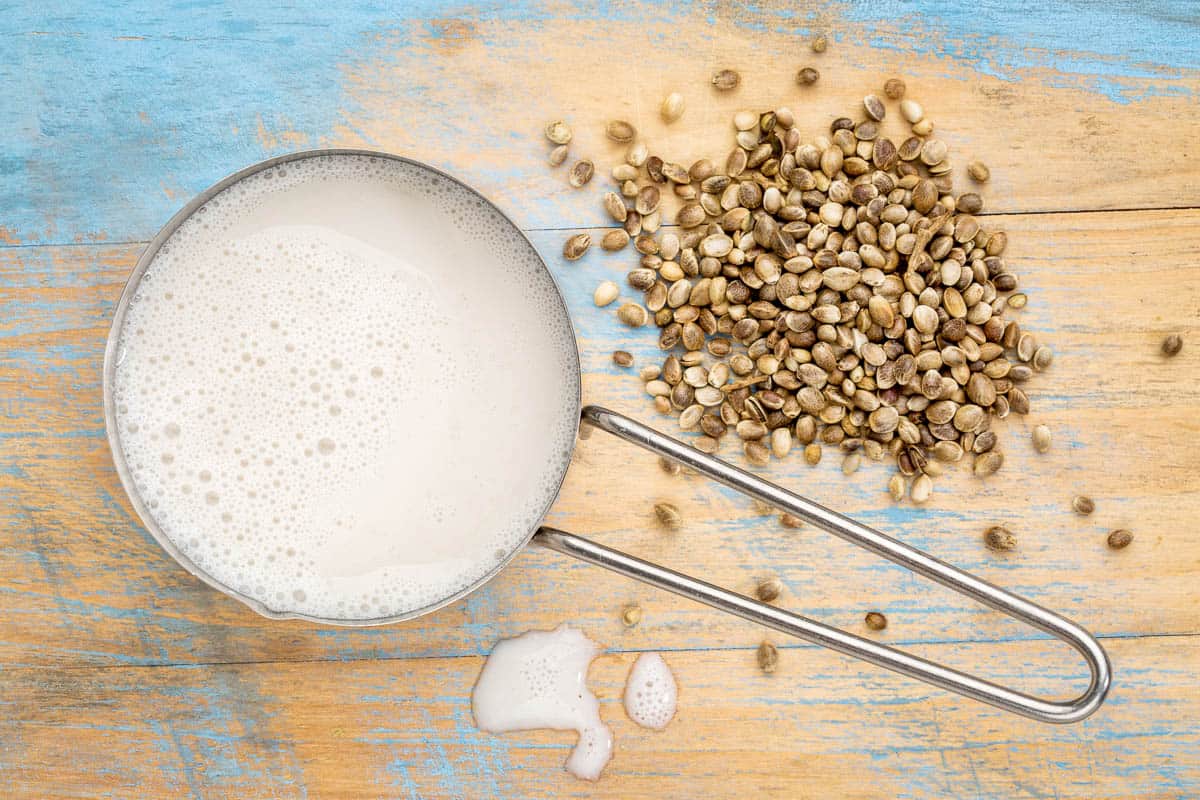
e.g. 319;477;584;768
744;440;770;466
811;34;828;53
621;603;643;627
602;191;627;222
654;501;683;530
883;78;906;99
796;66;820;85
974;452;1005;477
562;233;590;261
1107;529;1133;549
863;94;886;122
601;228;630;251
593;280;620;307
780;513;803;529
984;526;1017;551
547;144;569;166
712;69;740;90
888;474;906;503
661;92;685;123
864;611;888;631
605;120;637;144
659;455;682;476
755;577;783;602
568;159;594;188
544;120;572;145
968;159;991;182
617;302;648;327
1072;495;1095;516
756;641;779;673
1162;333;1183;357
910;473;933;504
612;350;634;368
1032;424;1052;453
899;98;923;123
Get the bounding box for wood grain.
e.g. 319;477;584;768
2;2;1199;797
1;637;1195;799
1;2;1198;246
3;208;1198;670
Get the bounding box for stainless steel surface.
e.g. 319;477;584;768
532;405;1111;724
102;149;583;627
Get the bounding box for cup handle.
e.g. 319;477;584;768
531;405;1111;724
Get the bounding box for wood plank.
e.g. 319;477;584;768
1;635;1195;799
2;208;1198;670
0;4;1197;246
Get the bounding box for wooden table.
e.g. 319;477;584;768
3;3;1198;797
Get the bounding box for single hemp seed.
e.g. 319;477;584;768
661;92;685;123
612;350;634;368
1107;529;1134;550
755;577;783;603
968;159;991;182
659;456;682;476
883;78;906;99
547;144;569;166
568;159;594;188
712;69;740;90
1032;424;1052;453
605;120;637;144
811;34;828;53
756;641;779;673
617;302;648;327
1071;495;1095;516
593;280;620;307
621;603;643;627
780;513;803;529
984;525;1017;552
796;66;820;85
864;611;888;631
544;120;572;145
562;233;591;261
654;501;682;530
1162;333;1183;357
863;94;886;122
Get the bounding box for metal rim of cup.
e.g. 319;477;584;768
102;149;583;627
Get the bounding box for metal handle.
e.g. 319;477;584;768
532;405;1111;724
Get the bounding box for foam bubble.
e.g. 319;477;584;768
112;153;580;620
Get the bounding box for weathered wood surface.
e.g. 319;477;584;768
2;1;1198;798
1;637;1197;799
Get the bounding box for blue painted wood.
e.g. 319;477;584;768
0;1;1197;246
2;2;1199;797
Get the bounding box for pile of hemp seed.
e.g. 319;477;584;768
547;44;1180;659
548;68;1052;506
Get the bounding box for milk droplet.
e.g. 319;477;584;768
623;652;677;730
473;625;612;781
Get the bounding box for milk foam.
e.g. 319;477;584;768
471;625;612;781
111;153;580;620
623;652;677;730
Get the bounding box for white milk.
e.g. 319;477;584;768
623;652;677;730
472;625;612;781
111;153;580;620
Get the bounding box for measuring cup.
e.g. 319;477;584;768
104;150;1110;724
